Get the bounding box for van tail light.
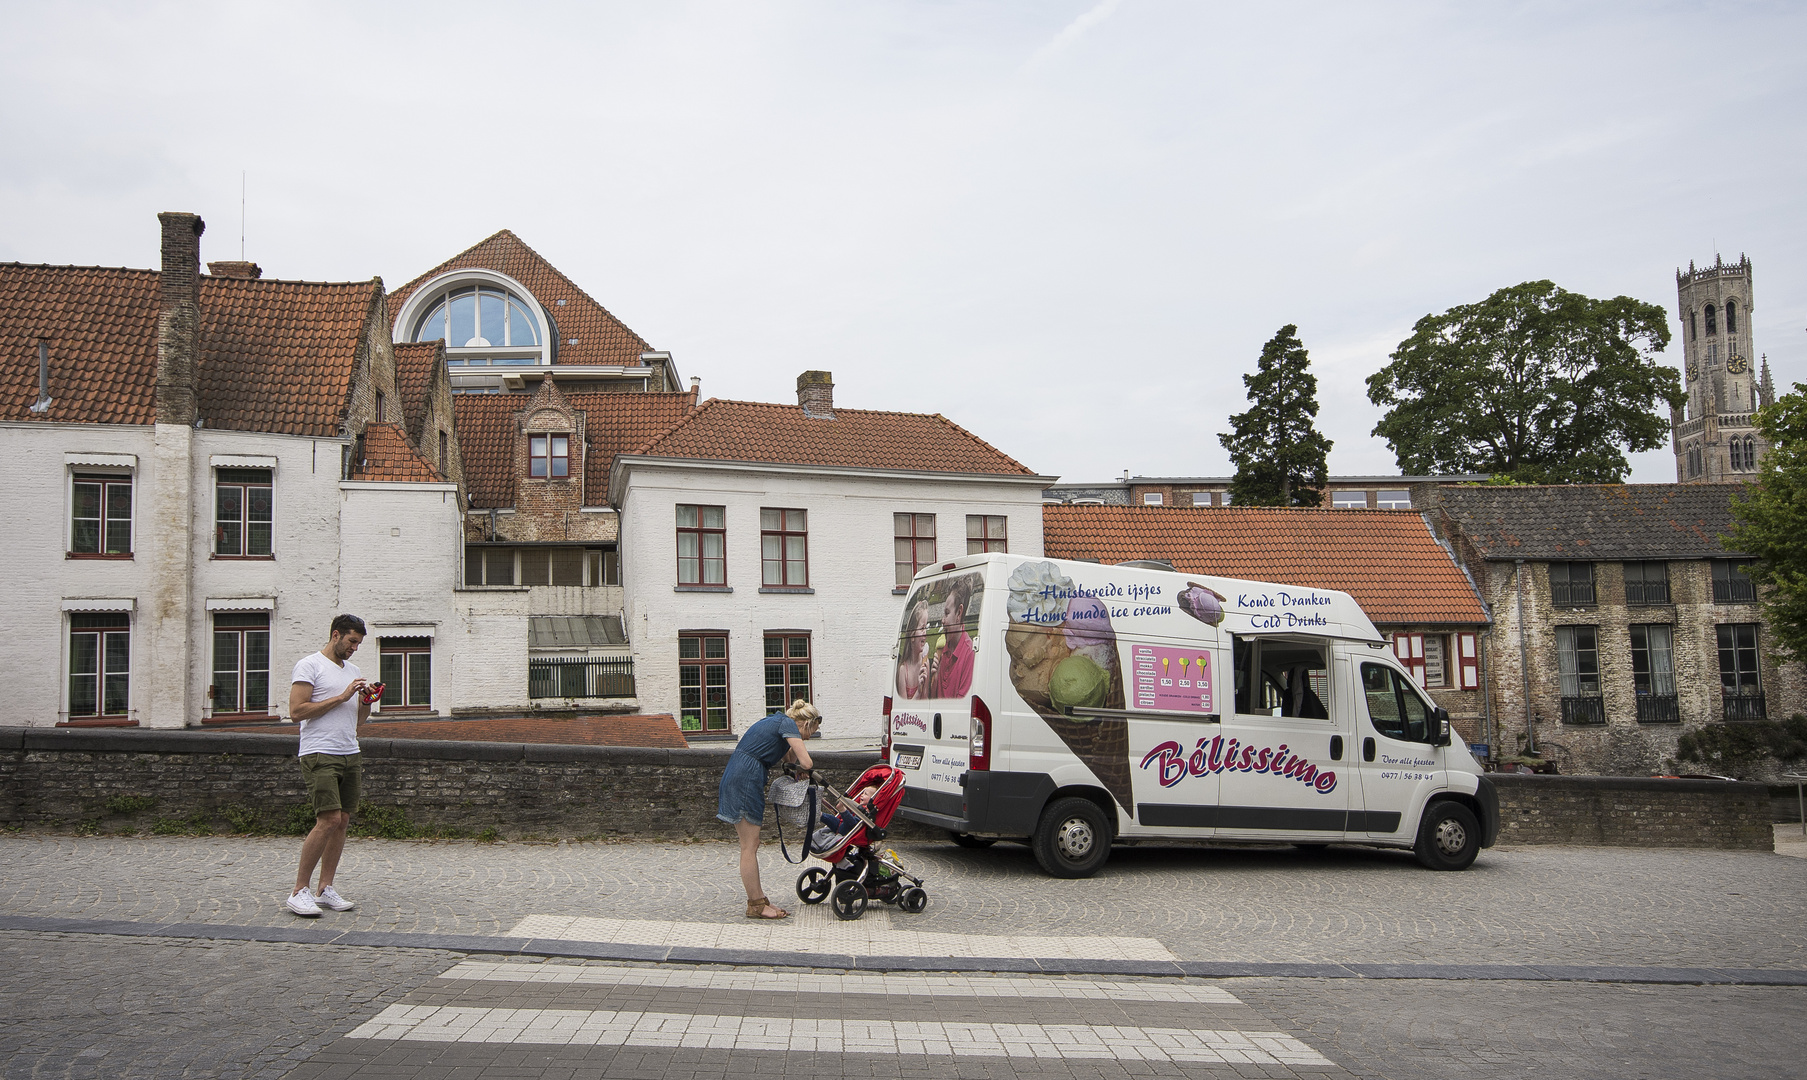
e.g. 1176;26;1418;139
969;695;991;771
881;696;893;757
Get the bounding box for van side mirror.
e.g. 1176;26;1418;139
1432;707;1451;747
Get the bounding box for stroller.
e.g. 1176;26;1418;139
792;763;928;921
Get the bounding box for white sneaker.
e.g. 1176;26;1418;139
286;887;322;917
316;885;355;912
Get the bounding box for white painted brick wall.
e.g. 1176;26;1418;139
619;466;1045;741
340;481;463;715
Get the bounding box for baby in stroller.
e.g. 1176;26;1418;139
795;763;928;920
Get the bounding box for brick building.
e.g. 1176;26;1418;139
614;371;1050;741
1;212;462;727
1039;503;1493;744
1432;484;1807;775
1045;474;1487;510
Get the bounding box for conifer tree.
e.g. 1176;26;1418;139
1219;325;1332;506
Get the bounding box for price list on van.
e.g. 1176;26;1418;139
1131;644;1213;713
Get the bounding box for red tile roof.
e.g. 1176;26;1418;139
351;422;442;482
1042;504;1488;626
359;713;688;749
394;341;443;445
633;399;1038;476
387;230;654;368
452;389;697;508
1;262;379;436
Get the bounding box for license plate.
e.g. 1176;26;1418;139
894;744;924;770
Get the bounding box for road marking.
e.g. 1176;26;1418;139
347;1004;1329;1065
507;913;1177;962
437;959;1239;1002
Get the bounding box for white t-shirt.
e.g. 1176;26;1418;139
292;651;363;756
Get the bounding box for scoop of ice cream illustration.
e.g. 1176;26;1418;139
1004;561;1133;811
1178;582;1228;626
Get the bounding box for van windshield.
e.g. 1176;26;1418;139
897;571;984;701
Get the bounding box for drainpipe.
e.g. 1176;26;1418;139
1516;559;1534;754
1479;627;1494;755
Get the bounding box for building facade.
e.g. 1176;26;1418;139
1671;254;1774;483
1045;475;1488;510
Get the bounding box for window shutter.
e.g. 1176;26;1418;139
1392;632;1427;686
1458;632;1479;690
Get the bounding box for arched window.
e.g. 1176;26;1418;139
1726;300;1737;333
413;285;541;352
1690;310;1698;340
1705;304;1717;335
1730;439;1745;472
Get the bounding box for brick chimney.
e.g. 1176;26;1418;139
206;260;262;279
156;211;205;426
797;370;834;419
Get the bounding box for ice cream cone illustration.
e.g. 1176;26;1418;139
1006;562;1133;812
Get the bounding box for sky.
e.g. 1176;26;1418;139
3;1;1804;484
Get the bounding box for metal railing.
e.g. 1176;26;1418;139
1635;694;1680;724
1560;696;1606;725
1722;693;1767;722
528;659;635;700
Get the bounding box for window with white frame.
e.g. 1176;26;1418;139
215;468;273;557
1375;489;1411;509
966;515;1007;554
211;613;270;716
69;613;130;719
895;513;936;586
1332;491;1368;509
411;282;543;364
71;472;133;555
1142;492;1163;505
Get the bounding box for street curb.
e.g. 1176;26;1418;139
3;914;1804;986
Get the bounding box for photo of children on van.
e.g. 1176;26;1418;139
896;572;983;700
1004;561;1135;811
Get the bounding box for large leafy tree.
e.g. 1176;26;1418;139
1728;387;1807;661
1219;324;1332;506
1365;281;1679;483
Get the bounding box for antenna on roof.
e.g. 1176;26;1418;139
240;171;246;261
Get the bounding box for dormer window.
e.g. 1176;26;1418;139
529;433;569;478
399;272;552;381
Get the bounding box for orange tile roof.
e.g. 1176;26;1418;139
452;389;697;509
1;262;378;436
450;394;525;509
351;422;442;482
388;230;654;368
633;399;1038;476
394;341;442;445
359;713;688;749
1042;504;1488;626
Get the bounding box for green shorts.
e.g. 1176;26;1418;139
299;753;362;816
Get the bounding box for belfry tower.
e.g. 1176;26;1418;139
1671;253;1772;482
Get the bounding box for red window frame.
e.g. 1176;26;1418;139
761;508;808;587
71;472;133;556
529;433;569;478
966;514;1007;555
679;632;730;732
894;513;936;587
764;633;812;711
677;505;727;585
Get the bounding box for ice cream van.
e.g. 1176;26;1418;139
883;553;1499;877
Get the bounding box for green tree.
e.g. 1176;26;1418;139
1365;281;1679;483
1728;386;1807;661
1219;325;1332;506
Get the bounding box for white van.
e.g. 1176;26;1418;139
884;553;1499;877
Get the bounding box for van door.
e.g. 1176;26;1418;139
1213;636;1353;841
1354;659;1444;839
890;568;989;829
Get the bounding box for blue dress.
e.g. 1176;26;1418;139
717;713;802;825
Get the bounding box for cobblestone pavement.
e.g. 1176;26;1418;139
3;835;1806;968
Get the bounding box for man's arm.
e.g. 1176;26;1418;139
289;678;363;722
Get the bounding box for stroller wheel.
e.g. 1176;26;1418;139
796;866;832;905
899;887;928;914
830;879;869;921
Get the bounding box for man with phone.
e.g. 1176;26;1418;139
286;614;377;917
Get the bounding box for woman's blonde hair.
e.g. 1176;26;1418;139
785;699;821;727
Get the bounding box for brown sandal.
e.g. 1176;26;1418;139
746;897;789;919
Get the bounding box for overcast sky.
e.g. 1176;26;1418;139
4;1;1803;484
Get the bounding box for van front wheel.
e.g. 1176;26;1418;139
1414;802;1480;871
1032;797;1111;878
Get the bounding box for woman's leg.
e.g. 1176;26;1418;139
735;819;785;917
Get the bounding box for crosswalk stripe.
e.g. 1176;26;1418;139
346;1004;1330;1065
507;913;1177;961
437;960;1239;1002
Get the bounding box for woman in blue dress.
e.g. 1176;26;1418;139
718;699;820;919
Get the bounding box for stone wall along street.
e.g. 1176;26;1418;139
0;727;1777;848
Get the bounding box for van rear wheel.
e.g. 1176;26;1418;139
1031;797;1111;878
1414;801;1480;871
